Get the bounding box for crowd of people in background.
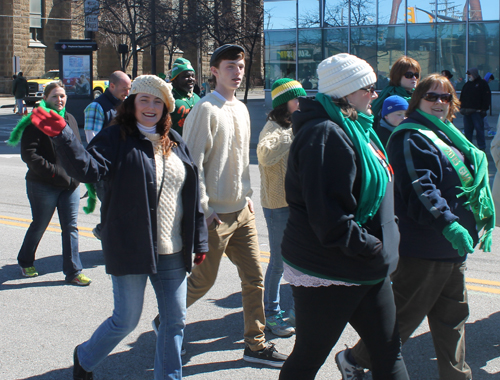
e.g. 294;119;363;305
9;46;498;380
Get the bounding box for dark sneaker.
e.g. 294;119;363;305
151;317;186;356
335;349;365;380
74;346;93;380
243;342;287;368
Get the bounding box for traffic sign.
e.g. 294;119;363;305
85;15;99;32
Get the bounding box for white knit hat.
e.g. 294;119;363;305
130;75;175;113
317;53;376;99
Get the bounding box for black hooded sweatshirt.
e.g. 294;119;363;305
281;97;399;284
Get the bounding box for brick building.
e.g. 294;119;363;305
0;0;263;94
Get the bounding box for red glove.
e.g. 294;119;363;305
31;107;67;137
194;253;206;265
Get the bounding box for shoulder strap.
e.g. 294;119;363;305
399;124;474;188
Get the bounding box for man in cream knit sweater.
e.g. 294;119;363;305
182;44;288;368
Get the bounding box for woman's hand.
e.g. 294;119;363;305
442;222;474;257
31;107;66;137
194;252;207;265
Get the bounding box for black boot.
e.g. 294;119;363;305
74;346;93;380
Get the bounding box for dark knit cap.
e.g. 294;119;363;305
271;78;307;109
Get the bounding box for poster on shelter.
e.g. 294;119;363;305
62;55;91;96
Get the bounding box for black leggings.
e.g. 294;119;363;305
279;277;409;380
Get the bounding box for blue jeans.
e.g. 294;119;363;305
263;207;291;316
463;112;485;149
77;253;187;380
17;180;81;282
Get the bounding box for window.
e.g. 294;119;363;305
30;0;44;44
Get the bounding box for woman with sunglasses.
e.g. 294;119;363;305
337;73;495;380
371;56;421;126
279;53;408;380
374;56;421;109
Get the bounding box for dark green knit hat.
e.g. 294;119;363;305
171;58;195;81
271;78;307;109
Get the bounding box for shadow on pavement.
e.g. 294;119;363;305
399;311;500;379
20;332;157;380
0;249;104;288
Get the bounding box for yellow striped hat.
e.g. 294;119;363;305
271;79;307;109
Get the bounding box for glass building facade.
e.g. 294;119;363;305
264;0;500;98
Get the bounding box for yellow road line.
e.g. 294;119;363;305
2;215;499;291
465;277;500;287
466;285;500;295
0;215;94;236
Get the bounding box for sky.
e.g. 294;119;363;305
264;0;500;29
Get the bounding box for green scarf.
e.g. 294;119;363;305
393;109;495;252
316;93;390;225
370;86;412;117
6;101;97;215
7;99;66;147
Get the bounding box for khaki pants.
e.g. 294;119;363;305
351;257;471;380
187;205;266;351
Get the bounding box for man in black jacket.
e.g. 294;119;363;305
459;68;491;150
12;72;29;115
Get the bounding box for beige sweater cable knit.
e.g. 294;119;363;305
257;120;293;209
141;130;186;255
182;93;252;218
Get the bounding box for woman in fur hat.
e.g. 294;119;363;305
26;75;208;380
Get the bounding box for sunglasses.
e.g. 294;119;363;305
421;92;453;103
404;71;420;79
360;84;376;94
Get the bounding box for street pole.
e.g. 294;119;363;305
151;0;157;75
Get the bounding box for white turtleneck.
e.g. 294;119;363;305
139;124;186;255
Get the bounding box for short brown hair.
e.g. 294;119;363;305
389;56;421;87
406;73;460;122
43;80;65;97
210;50;245;86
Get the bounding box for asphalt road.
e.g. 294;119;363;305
1;98;500;379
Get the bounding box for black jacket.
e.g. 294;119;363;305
282;97;399;284
94;88;122;129
13;76;29;99
387;111;479;261
52;124;208;276
460;77;491;112
21;113;81;190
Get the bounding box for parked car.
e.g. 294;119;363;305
26;70;108;105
